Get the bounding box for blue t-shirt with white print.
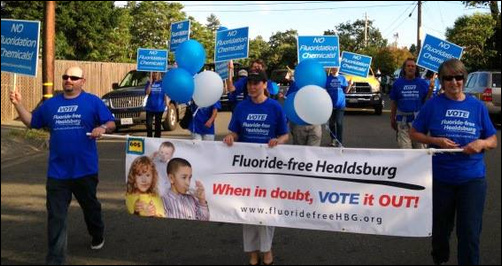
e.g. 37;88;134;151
188;101;221;135
390;77;429;122
325;75;348;109
229;98;288;144
412;94;496;184
145;80;166;113
31;92;114;180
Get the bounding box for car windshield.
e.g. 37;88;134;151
117;71;150;89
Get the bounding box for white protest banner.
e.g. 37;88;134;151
125;137;432;237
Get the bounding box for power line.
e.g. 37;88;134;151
381;2;417;36
181;1;341;7
183;3;413;13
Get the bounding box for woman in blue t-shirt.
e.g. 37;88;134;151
223;70;289;266
145;72;167;138
410;59;497;265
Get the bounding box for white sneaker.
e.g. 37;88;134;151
91;237;105;250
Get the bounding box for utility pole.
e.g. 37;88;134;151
42;1;55;102
393;33;399;48
364;12;368;47
417;1;422;55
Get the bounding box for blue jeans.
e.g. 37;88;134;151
46;175;104;265
328;108;345;144
431;179;486;265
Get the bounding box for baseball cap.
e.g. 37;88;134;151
247;71;268;83
238;69;248;77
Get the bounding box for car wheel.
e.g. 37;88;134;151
162;103;178;131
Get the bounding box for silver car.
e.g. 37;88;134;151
464;71;501;116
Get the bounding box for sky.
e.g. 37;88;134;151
176;1;496;48
115;1;497;48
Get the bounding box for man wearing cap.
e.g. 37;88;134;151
224;70;289;265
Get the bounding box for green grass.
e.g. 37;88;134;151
8;128;49;141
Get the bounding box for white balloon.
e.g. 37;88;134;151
294;85;333;125
193;71;224;108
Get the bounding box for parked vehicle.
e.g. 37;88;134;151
101;70;187;131
464;70;501;117
344;69;384;115
270;68;292;96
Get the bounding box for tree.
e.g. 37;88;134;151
325;20;387;53
264;29;298;70
238;36;270;68
2;1;128;61
206;13;220;32
190;16;214;64
463;1;500;69
446;13;497;71
408;44;417;56
373;47;413;75
130;2;185;51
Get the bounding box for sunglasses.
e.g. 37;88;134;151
443;75;464;81
62;75;83;81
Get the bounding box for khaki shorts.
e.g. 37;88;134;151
397;122;426;149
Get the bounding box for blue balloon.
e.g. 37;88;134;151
270;82;279;95
284;92;308;125
175;40;206;75
162;68;194;103
294;59;327;88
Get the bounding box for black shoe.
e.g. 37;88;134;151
91;236;105;250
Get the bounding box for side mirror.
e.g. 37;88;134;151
112;83;119;90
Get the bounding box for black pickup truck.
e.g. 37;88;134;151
101;70;187;131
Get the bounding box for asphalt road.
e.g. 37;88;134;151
2;103;500;265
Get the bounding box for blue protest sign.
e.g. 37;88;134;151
417;34;463;72
297;36;340;68
215;27;249;62
1;19;40;77
339;52;372;78
215;61;229;80
170;20;190;52
137;48;168;72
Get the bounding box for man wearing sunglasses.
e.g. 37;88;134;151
9;66;115;264
390;58;431;149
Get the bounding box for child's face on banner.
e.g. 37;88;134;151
136;168;154;193
158;147;174;163
170;166;192;194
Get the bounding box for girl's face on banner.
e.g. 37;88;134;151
135;166;154;193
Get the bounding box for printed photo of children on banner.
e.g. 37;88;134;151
125;137;433;237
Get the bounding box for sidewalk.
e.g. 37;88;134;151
1;120;49;163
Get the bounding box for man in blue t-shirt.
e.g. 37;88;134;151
326;67;349;147
390;58;430;149
285;80;323;146
410;59;497;265
9;66;115;265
